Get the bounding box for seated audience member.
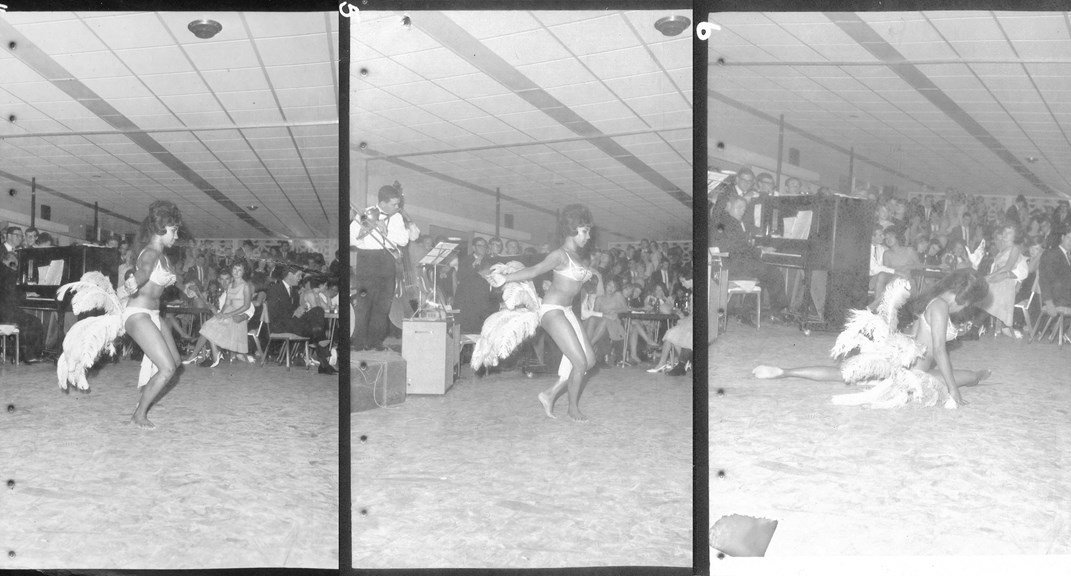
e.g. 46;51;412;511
710;195;788;321
184;254;214;287
882;226;922;280
949;211;980;252
266;264;334;374
589;277;630;359
868;226;896;310
0;251;45;362
981;223;1026;339
1039;231;1071;309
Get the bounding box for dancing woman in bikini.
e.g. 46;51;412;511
488;204;596;421
753;268;992;407
125;201;183;428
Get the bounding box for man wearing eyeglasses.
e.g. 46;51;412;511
1;226;24;261
711;168;755;223
0;251;45;363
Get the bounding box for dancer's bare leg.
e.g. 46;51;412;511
752;364;844;382
539;310;595;421
127;315;178;428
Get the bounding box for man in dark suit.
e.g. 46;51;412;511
266;265;335;374
183;254;214;287
711;168;756;223
1039;231;1071;308
0;251;45;362
647;259;675;295
1005;194;1028;228
0;225;24;261
948;211;981;252
710;196;787;320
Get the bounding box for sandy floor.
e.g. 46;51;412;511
0;356;338;569
711;322;1071;568
354;361;693;569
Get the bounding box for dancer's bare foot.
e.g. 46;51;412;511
752;365;784;379
978;368;993;382
538;391;557;419
129;414;155;429
568;408;588;422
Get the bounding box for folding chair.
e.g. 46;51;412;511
264;305;310;371
0;324;19;366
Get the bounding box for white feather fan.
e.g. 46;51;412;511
55;272;126;391
471;261;542;371
57;315;125;391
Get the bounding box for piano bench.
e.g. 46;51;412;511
0;324;19;366
725;282;763;331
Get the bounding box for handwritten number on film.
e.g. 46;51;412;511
339;2;358;18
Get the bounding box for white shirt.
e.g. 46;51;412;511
350;206;417;251
870;244;894;276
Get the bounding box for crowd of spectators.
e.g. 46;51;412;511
710;166;1071;337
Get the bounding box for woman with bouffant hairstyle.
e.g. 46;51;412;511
486;204;597;421
126;200;183;428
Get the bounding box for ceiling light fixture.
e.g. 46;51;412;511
188;19;223;39
1026;156;1038;163
654;15;691;37
247;205;259;211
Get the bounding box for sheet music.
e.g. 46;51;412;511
786;210;813;240
42;259;65;285
708;171;729;193
418;242;458;266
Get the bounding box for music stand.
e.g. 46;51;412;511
417;242;457;315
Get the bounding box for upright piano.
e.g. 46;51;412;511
16;246;119;351
754;195;874;330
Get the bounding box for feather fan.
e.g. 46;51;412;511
828;278;957;409
55;271;126;391
57;315;124;391
471;261;543;371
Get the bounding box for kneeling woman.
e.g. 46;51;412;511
125;201;183;428
753;269;992;407
488;204;596;421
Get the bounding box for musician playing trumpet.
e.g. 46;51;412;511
351;183;420;351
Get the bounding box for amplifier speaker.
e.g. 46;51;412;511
402;319;459;395
351;350;406;412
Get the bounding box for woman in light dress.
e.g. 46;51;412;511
980;223;1026;339
182;261;253;367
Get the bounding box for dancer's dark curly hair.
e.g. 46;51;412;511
897;268;989;331
137;200;182;248
558;204;593;240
